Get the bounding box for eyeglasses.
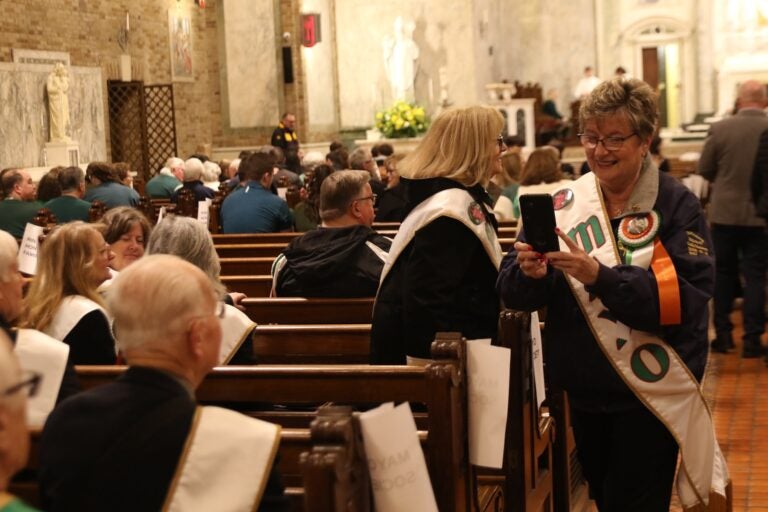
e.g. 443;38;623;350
497;134;506;151
578;133;638;151
2;371;42;399
353;194;377;204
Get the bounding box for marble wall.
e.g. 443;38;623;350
0;63;106;169
218;0;281;129
301;0;338;129
334;0;477;128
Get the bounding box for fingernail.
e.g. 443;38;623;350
555;227;561;233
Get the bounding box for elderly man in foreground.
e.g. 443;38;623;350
38;255;286;512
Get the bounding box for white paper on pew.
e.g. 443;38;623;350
17;223;44;275
530;311;546;414
358;402;438;512
157;206;167;225
467;338;510;469
197;198;211;225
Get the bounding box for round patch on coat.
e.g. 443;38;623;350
552;188;574;210
618;211;661;248
468;201;484;225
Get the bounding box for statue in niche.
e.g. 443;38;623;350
47;63;71;143
383;16;419;101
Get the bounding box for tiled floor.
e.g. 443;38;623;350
671;311;768;512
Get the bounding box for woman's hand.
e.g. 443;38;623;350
228;292;247;311
545;228;600;285
514;241;548;280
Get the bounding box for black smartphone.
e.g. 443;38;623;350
519;193;559;253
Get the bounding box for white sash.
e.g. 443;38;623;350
44;295;107;342
555;174;729;510
218;304;256;365
163;406;280;512
381;188;502;285
14;329;69;428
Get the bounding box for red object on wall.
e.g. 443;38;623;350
301;14;321;47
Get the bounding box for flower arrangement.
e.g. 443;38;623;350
374;101;428;139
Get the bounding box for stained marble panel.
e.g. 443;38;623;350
220;0;280;128
0;63;106;169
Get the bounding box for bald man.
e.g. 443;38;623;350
699;79;768;358
0;169;41;239
0;330;41;511
38;255;286;511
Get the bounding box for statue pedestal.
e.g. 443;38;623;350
45;141;80;167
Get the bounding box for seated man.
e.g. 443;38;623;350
145;157;183;199
0;168;42;238
272;170;391;297
220;153;293;233
0;330;41;512
44;166;91;223
83;162;140;209
39;255;286;511
170;157;215;203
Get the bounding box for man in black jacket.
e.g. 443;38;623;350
272;170;391;297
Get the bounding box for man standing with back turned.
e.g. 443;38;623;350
699;80;768;358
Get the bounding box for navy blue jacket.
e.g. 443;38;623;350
497;171;714;412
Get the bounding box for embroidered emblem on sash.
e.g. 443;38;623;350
552;188;574;210
618;211;660;249
467;201;484;225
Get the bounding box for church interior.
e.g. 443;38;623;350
1;1;768;511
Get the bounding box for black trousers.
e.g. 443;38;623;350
570;405;679;512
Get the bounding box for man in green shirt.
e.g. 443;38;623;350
0;169;42;239
145;157;183;199
44;167;91;223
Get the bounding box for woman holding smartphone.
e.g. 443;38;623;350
497;79;725;511
370;105;505;364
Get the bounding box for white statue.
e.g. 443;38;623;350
47;63;71;143
383;17;419;101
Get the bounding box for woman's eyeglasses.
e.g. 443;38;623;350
578;133;638;151
497;134;506;151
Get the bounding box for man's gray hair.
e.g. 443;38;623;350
183;158;204;182
0;231;18;282
57;166;84;193
166;157;184;169
107;254;216;351
319;170;370;222
202;161;221;182
146;215;224;296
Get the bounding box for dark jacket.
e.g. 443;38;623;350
274;225;391;297
370;178;500;364
497;171;714;412
375;183;408;222
39;366;287;512
171;180;215;203
750;128;768;218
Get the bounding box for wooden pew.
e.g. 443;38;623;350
549;390;590;512
212;231;398;245
220;257;274;276
72;335;476;511
221;275;273;296
253;324;372;364
242;297;374;325
486;310;554;512
216;243;288;259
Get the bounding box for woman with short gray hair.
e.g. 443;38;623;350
146;215;254;364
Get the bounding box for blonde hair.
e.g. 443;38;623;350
23;222;106;332
520;147;562;186
398;105;504;186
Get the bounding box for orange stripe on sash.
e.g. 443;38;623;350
651;239;681;325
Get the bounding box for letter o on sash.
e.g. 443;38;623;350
630;343;670;383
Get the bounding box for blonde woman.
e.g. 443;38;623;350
23;222;116;365
371;105;505;364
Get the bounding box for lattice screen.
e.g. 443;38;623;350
144;85;177;177
107;81;177;182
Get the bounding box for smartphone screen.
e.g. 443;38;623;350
519;193;559;253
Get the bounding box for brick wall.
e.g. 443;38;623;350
0;0;305;160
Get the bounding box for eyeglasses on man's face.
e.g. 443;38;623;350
1;371;42;399
578;132;638;151
353;194;377;204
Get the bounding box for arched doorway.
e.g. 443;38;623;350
623;18;695;129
